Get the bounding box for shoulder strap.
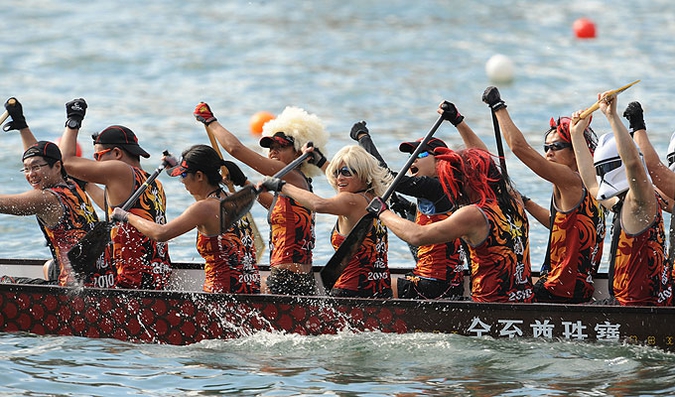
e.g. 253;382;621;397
667;201;675;266
606;201;624;297
540;195;556;273
103;186;109;222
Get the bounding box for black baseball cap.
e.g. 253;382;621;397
398;137;448;154
259;131;295;148
92;125;150;158
22;141;62;162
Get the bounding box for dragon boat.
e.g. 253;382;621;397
0;259;672;352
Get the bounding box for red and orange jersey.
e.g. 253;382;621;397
267;193;314;267
468;200;533;303
196;212;260;294
545;188;605;301
331;218;391;296
39;180;100;286
412;211;465;288
109;167;172;289
613;207;669;306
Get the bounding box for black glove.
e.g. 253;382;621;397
261;177;286;192
439;101;465;126
389;194;416;220
65;98;87;129
3;97;28;131
223;160;247;187
111;207;129;223
366;197;388;218
308;147;327;168
350;121;369;141
623;101;646;133
194;102;217;126
482;86;507;111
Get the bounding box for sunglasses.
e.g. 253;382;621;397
411;151;432;159
20;163;50;174
543;141;572;153
595;158;622;177
334;166;356;178
93;147;114;161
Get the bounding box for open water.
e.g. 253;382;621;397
1;0;675;395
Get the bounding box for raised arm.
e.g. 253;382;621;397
599;93;656;232
481;88;582;197
569;110;608;205
437;101;487;150
193;102;308;189
627;101;675;199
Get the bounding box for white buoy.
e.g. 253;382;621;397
485;54;515;84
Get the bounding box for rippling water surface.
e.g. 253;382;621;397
0;332;673;396
1;0;675;394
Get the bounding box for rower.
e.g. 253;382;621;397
482;86;605;304
570;95;671;306
194;103;328;295
260;145;394;298
59;99;172;290
0;97;100;287
369;145;534;303
113;145;261;294
348;101;488;300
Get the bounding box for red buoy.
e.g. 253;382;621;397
573;18;596;39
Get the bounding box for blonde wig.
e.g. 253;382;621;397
261;106;328;177
325;145;393;197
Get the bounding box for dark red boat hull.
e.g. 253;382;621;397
0;283;673;351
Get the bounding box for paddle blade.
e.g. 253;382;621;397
67;221;112;275
320;214;375;291
220;186;258;233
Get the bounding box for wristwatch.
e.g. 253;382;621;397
65;118;81;129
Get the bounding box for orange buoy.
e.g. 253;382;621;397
54;137;83;157
573;17;596;39
249;111;275;136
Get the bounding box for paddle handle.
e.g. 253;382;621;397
270;141;313;180
491;108;508;178
0;98;17;126
120;150;170;211
205;128;236;191
579;80;640;119
380;116;444;202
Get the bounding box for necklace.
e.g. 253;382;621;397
206;188;222;199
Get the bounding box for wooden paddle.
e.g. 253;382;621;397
579;80;640;119
0;98;15;126
205;128;266;262
219;144;313;233
320;113;446;292
67;151;172;275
